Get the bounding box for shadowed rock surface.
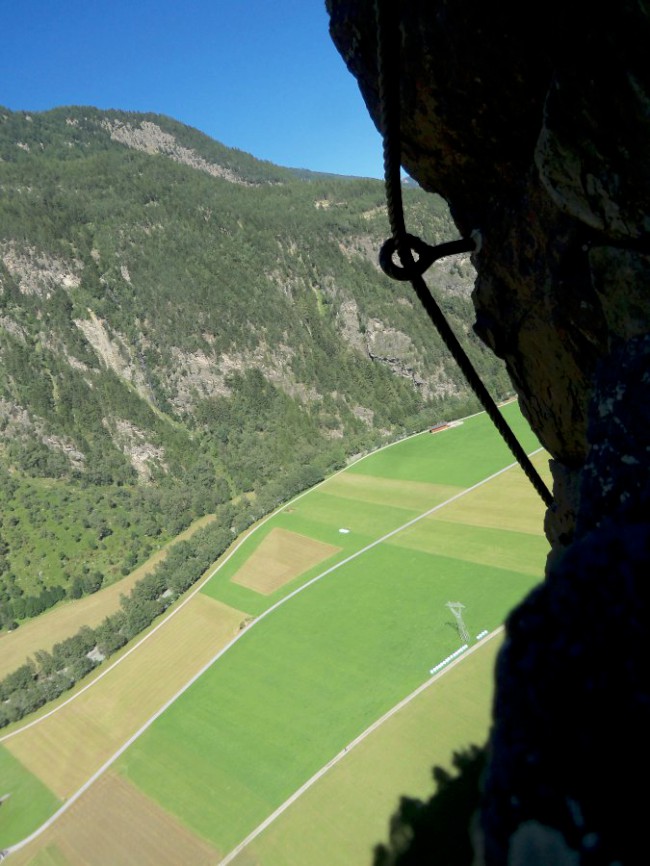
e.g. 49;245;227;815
327;1;650;862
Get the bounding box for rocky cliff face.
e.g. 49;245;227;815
328;0;650;546
327;2;650;863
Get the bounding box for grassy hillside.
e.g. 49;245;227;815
0;106;513;628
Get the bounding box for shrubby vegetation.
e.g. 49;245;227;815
0;462;233;628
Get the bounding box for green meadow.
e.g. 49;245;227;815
200;402;541;616
0;747;60;849
119;546;539;851
117;405;549;854
346;405;536;486
232;637;503;866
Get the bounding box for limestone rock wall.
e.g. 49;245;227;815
328;0;650;548
327;2;650;863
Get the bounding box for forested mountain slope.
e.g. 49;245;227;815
0;106;511;626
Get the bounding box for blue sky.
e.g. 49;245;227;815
1;0;384;178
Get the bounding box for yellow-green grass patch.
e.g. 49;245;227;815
280;491;416;538
388;520;549;577
429;453;550;535
319;472;462;512
7;772;221;866
5;594;244;798
231;528;342;595
232;637;502;866
0;570;145;681
0;514;217;679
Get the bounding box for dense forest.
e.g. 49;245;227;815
0;106;512;641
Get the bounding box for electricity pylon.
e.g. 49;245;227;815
446;601;470;643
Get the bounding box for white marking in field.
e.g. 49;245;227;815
338;528;350;534
3;430;544;855
217;628;504;866
429;643;469;675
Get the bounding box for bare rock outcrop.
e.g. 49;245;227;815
102;119;254;185
1;242;82;298
337;298;461;397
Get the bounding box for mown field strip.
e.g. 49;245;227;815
0;596;244;854
231;528;342;595
4;596;245;799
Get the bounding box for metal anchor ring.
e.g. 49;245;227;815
379;234;476;282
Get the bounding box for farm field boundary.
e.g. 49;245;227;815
2;403;547;857
5;773;221;866
4;596;245;799
4;453;540;855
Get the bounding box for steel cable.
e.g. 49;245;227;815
374;0;553;508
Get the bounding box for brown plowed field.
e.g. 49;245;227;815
231;527;340;595
8;772;221;866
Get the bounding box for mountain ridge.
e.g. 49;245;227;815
0;105;511;626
